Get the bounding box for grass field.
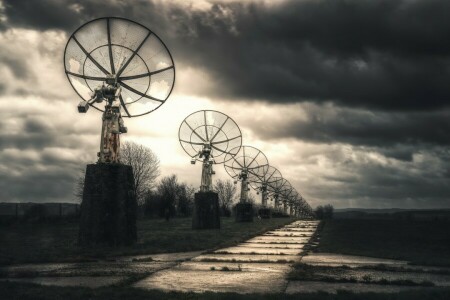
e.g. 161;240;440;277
0;217;294;265
318;219;450;267
1;282;449;300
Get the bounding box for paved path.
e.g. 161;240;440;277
2;219;449;295
0;219;319;293
134;220;319;293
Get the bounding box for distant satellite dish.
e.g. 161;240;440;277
179;110;242;191
267;177;290;211
224;146;269;203
249;165;282;207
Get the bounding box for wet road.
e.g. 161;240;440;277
133;220;319;293
2;219;448;294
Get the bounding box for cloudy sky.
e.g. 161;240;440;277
0;0;449;208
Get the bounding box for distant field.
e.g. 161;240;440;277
0;217;293;265
318;219;450;267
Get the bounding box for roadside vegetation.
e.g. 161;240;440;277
288;263;435;287
317;219;450;267
0;217;294;265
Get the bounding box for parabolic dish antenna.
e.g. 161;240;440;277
64;17;175;163
287;189;299;214
249;165;282;207
279;181;294;214
224;146;269;203
179;110;242;191
267;177;290;211
64;17;175;117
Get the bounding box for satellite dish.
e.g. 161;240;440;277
65;17;175;117
179;110;242;191
267;177;290;211
224;146;269;203
287;189;299;215
249;165;282;208
64;17;175;163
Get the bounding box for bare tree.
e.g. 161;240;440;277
315;205;324;219
121;141;160;205
177;183;195;217
143;175;195;218
214;179;237;216
156;174;179;220
323;204;334;219
247;191;257;205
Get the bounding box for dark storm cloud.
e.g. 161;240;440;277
3;0;450;110
309;150;450;208
0;160;81;202
244;104;450;147
0;113;96;202
2;0;450;208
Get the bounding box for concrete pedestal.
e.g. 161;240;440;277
258;208;271;219
236;203;253;222
192;192;220;229
78;163;137;246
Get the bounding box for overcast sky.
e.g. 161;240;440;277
0;0;449;208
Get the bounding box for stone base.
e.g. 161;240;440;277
271;211;289;218
78;163;137;246
235;203;253;222
192;192;220;229
258;208;271;219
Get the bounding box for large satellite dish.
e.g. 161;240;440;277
64;17;175;163
64;17;175;117
224;146;269;203
249;165;282;208
179;110;242;191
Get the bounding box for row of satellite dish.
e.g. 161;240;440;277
64;17;312;217
179;110;313;217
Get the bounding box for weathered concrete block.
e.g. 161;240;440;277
192;192;220;229
236;203;253;222
78;163;137;246
258;208;271;219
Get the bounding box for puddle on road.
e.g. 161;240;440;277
118;251;203;263
176;261;292;273
1;261;174;278
216;246;302;255
192;253;300;263
264;231;314;237
50;261;174;277
0;276;124;288
240;242;305;249
247;236;310;244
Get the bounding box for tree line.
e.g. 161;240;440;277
75;141;239;218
